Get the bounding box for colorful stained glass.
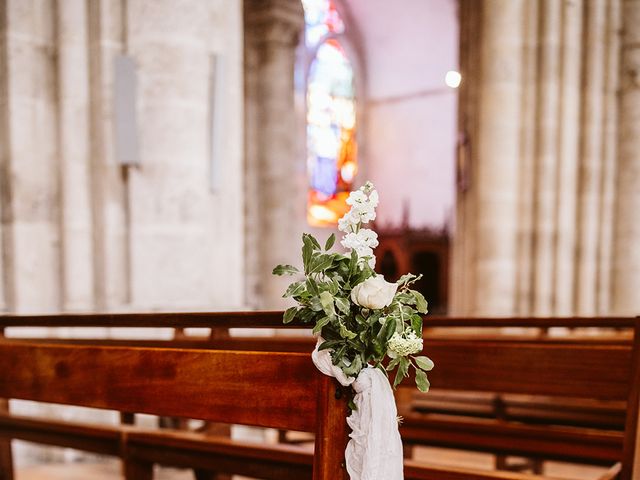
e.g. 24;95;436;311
302;0;345;48
303;3;357;227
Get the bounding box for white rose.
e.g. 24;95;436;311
351;275;398;310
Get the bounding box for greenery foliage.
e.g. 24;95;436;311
273;232;433;392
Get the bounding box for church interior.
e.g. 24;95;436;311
0;0;639;479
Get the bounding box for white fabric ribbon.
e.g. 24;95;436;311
312;338;404;480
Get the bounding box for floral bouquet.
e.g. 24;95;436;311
273;181;433;395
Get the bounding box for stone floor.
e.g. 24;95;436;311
15;447;610;480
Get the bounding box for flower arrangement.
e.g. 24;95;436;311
273;182;433;393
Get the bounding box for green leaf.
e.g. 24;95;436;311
397;273;423;287
306;277;320;296
309;254;334;274
318;339;342;351
342;354;363;376
283;307;298;324
325;233;336;251
283;281;305;298
386;357;401;371
303;233;321;251
312;315;332;335
411;315;423;336
272;264;299;276
339;322;357;340
415;356;434;371
377;316;396;343
298;307;317;323
415;368;430;392
348;250;358;278
393;357;410;388
319;291;336;317
335;297;351;315
302;241;313;273
410;290;429;314
395;292;416;305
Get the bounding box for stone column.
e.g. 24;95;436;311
0;0;12;312
450;0;483;315
596;0;622;314
54;0;95;311
244;0;304;309
474;0;524;315
514;0;538;316
575;0;607;316
86;0;129;310
553;0;583;316
2;0;61;312
612;0;640;315
532;0;562;316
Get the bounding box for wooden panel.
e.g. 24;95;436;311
0;400;12;480
0;341;318;432
0;413;120;455
0;312;636;329
421;340;632;400
313;376;349;480
0;311;289;329
128;431;313;480
404;460;554;480
0;337;316;353
621;320;640;480
400;414;624;464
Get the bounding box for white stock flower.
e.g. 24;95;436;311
346;190;367;205
342;183;378;226
340;229;379;250
368;190;379;207
350;275;398;310
387;330;423;359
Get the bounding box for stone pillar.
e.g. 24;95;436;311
532;0;562;316
514;0;538;316
0;0;12;312
450;0;483;315
554;0;583;316
575;0;607;316
244;0;304;309
54;0;95;311
596;0;622;314
473;0;524;315
612;0;640;315
86;0;129;310
2;0;61;312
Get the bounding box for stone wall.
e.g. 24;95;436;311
0;0;245;314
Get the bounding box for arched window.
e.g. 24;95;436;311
302;0;358;227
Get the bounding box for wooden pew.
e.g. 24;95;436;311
397;317;640;479
0;314;638;480
0;312;349;480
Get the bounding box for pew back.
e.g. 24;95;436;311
0;312;350;480
399;317;640;480
0;313;638;480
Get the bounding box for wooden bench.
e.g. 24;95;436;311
0;312;349;480
0;314;638;480
397;317;640;479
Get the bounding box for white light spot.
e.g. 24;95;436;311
445;70;462;89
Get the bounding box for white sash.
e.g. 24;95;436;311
312;338;404;480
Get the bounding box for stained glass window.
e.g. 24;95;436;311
302;0;358;227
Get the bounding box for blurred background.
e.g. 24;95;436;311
1;0;640;476
1;0;638;322
1;0;638;320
